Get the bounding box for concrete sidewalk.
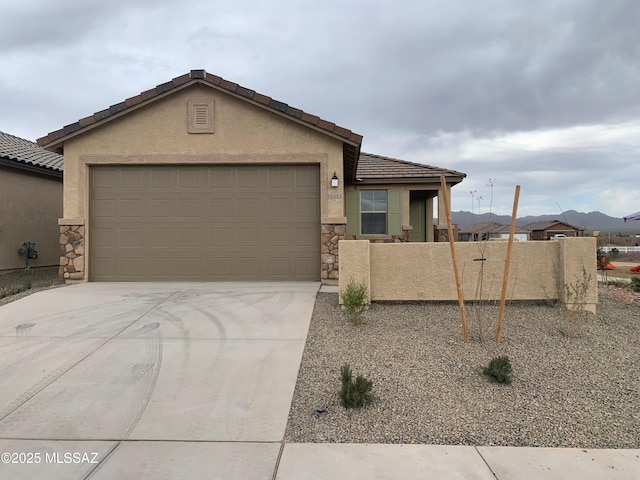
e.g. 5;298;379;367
275;444;640;479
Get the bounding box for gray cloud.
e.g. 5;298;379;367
0;0;184;52
1;0;639;216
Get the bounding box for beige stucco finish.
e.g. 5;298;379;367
62;84;345;223
340;237;597;312
559;236;599;310
0;167;62;270
338;240;371;303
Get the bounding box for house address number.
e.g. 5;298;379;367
327;193;343;201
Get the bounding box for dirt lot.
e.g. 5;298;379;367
614;252;640;262
597;252;640;280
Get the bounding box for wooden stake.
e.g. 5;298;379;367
440;176;469;343
496;185;521;343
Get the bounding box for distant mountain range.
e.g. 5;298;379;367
446;210;639;232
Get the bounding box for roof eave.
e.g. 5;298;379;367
352;175;466;185
204;80;362;148
0;157;63;179
39;77;362;152
39;80;198;150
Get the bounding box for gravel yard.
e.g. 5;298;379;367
0;266;65;307
285;290;640;448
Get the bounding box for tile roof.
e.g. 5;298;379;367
522;220;584;231
37;69;363;149
459;221;531;234
356;152;466;183
0;131;63;173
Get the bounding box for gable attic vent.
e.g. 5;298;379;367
188;99;214;133
195;105;208;125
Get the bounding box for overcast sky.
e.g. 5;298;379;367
2;0;639;217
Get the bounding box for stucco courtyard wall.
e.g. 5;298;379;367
339;237;597;312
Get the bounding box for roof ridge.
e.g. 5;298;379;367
37;69;363;148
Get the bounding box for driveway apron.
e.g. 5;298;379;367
0;282;319;479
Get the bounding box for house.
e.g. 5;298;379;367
38;70;466;282
522;220;584;240
458;221;531;242
0;131;63;272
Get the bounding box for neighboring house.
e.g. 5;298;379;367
38;69;466;283
522;220;584;240
0;131;63;271
458;221;531;242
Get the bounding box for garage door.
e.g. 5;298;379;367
90;165;320;281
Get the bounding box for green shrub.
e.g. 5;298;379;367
630;277;640;293
483;355;512;384
339;364;373;409
340;278;370;325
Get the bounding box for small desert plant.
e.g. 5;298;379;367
630;277;640;293
339;364;373;408
561;266;592;337
483;355;512;384
0;269;33;299
0;286;22;299
341;278;370;325
23;269;32;290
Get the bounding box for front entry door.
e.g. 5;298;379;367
410;192;427;242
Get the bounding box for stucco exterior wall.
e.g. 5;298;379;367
339;237;597;312
0;166;62;270
61;84;346;223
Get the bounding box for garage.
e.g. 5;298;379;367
90;164;320;281
39;69;362;283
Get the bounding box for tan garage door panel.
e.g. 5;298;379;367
90;165;320;281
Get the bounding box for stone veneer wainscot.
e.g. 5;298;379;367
59;224;85;280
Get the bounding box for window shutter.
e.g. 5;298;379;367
388;189;402;235
345;189;359;235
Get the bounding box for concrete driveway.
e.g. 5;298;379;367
0;282;319;479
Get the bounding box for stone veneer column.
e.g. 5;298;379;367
321;224;349;281
59;221;85;280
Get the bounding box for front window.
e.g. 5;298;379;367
361;190;387;234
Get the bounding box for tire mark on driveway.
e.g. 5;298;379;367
0;292;175;428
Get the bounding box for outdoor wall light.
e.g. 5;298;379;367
331;172;339;188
